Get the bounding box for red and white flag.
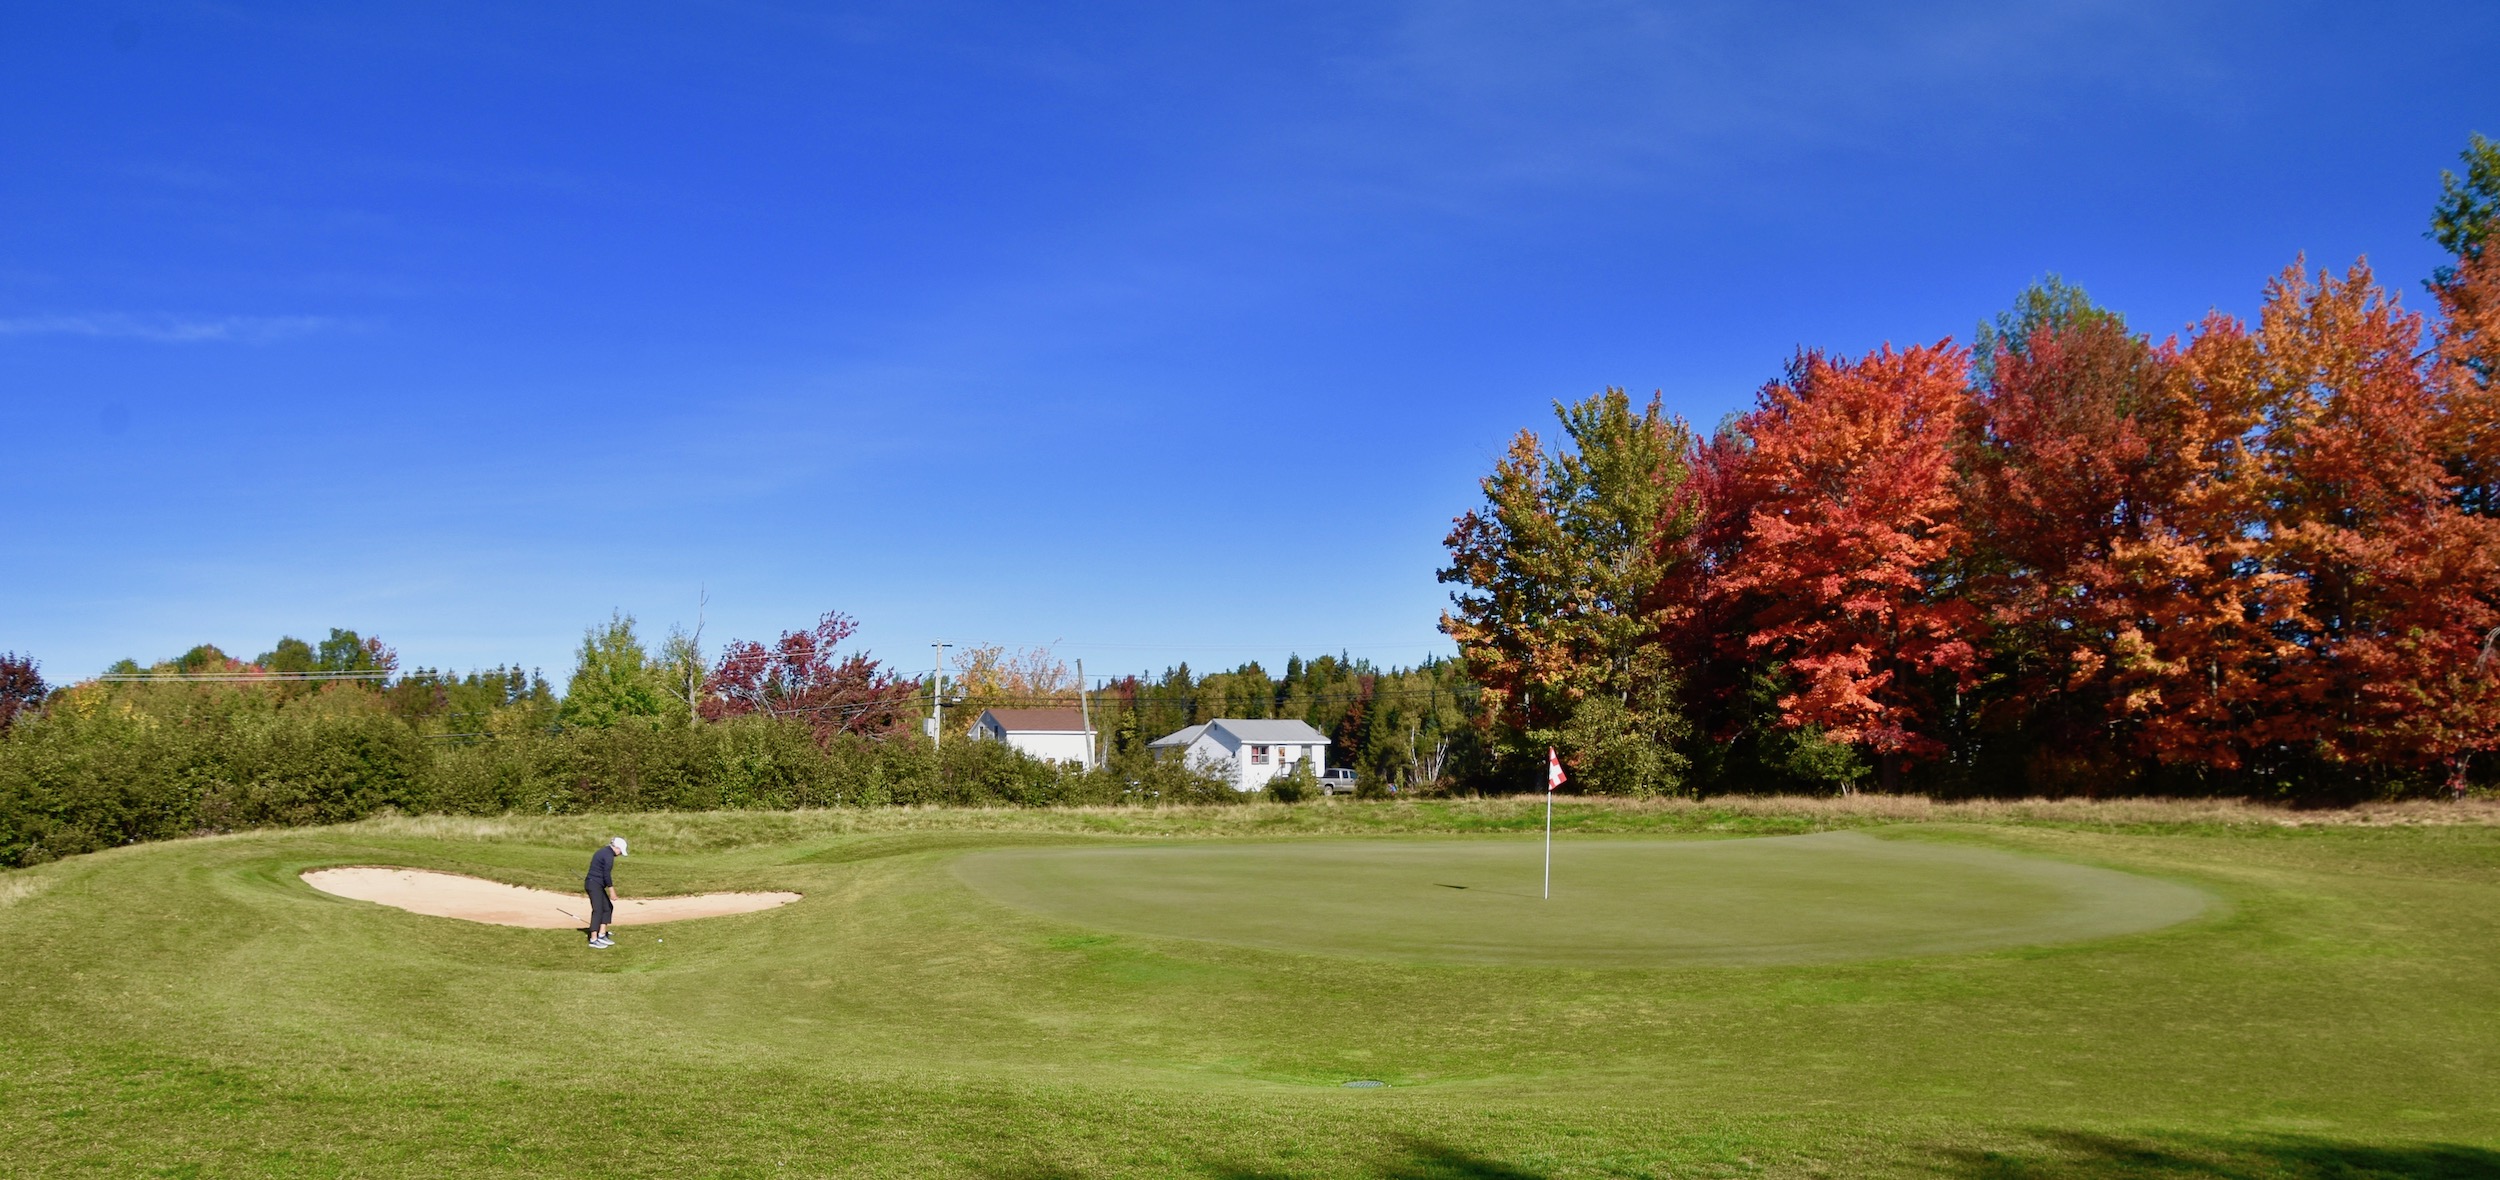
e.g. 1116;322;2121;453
1547;747;1567;791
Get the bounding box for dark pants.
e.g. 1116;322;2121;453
587;885;613;933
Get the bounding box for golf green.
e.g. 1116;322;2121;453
952;830;2214;966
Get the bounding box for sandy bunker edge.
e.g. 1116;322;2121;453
302;866;801;929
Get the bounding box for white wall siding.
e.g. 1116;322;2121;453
972;715;1096;766
1001;730;1093;764
1183;731;1240;787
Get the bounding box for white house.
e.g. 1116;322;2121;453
1148;718;1330;792
971;708;1096;766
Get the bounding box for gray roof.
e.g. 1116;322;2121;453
1150;719;1332;748
1210;719;1330;744
1147;723;1208;748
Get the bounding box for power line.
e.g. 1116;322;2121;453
958;639;1456;652
95;670;394;683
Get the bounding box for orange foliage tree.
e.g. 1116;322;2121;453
1701;344;1978;790
2250;261;2500;788
1959;298;2297;786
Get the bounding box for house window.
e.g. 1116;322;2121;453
1251;745;1268;764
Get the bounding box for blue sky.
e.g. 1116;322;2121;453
3;1;2495;685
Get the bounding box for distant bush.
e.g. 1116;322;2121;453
0;710;1239;868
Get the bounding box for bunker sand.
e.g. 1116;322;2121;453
302;867;799;929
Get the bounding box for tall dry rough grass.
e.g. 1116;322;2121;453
1628;794;2500;827
319;794;2500;854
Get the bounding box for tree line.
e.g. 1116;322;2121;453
0;612;1483;866
1443;135;2500;802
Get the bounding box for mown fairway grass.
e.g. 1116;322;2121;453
2;798;2496;1178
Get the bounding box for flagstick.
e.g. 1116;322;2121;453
1543;746;1563;900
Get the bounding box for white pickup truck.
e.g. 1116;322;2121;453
1318;768;1359;795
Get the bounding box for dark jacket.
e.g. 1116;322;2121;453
586;845;616;890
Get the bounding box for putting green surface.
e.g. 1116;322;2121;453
952;830;2212;966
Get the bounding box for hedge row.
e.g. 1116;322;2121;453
0;711;1236;868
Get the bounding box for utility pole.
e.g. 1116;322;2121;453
1076;658;1096;769
930;642;952;748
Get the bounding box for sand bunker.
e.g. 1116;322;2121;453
302;867;799;929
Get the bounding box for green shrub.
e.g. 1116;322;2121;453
1091;750;1241;806
1264;763;1317;803
196;713;426;829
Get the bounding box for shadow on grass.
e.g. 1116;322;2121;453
1369;1138;1546;1180
997;1130;2497;1180
1935;1129;2500;1178
1200;1136;1545;1180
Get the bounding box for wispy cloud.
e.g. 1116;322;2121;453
0;313;342;343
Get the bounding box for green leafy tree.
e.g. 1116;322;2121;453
657;624;707;727
1970;273;2126;386
385;664;556;735
2430;132;2500;288
1441;387;1696;794
560;612;671;728
1350;658;1480;792
315;629;395;674
176;644;238;673
257;637;317;675
2430;136;2500;522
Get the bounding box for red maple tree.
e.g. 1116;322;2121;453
701;612;918;742
1960;310;2303;783
1706;343;1979;787
0;652;44;735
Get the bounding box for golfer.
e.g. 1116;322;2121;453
585;836;627;948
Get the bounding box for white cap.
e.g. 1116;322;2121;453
610;837;629;856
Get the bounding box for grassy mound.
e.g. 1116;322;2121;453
1;798;2495;1177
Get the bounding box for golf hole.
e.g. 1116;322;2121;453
953;830;2212;967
